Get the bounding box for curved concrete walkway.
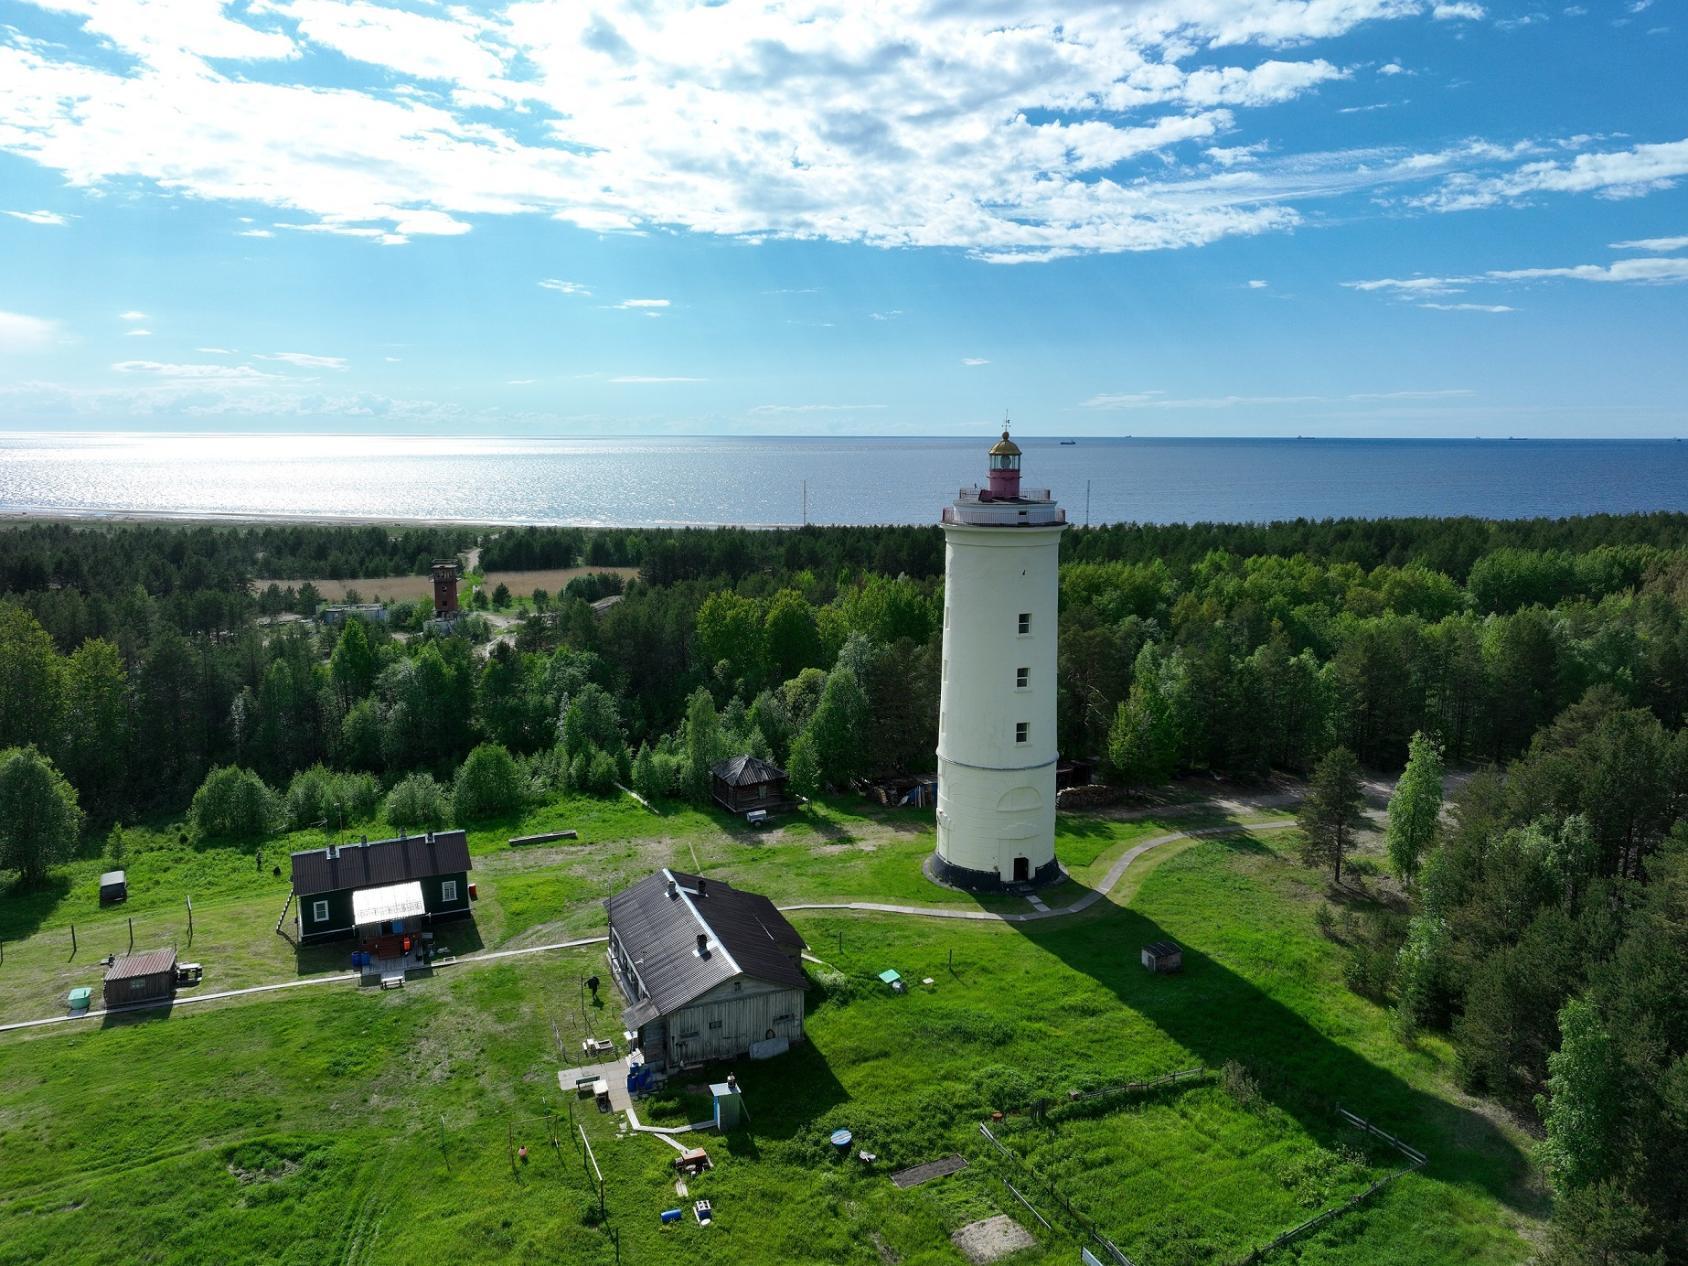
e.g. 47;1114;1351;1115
779;818;1297;925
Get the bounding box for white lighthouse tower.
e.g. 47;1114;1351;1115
932;428;1066;889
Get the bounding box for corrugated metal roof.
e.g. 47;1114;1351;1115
99;870;126;887
290;830;471;897
711;755;787;787
606;869;807;1018
105;947;176;982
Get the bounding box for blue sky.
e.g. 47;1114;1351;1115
0;0;1684;438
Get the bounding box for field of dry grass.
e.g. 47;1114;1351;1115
253;565;640;602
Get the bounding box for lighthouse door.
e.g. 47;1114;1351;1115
1012;856;1030;883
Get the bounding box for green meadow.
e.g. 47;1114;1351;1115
0;799;1542;1265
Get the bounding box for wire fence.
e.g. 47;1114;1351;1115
980;1075;1427;1266
1223;1107;1429;1266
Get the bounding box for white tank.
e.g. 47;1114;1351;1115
933;430;1066;888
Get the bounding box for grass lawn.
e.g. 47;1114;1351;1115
0;789;1288;1027
0;813;1541;1265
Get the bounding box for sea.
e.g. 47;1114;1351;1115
2;432;1687;528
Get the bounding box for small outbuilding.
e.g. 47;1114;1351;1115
710;755;796;817
103;947;177;1010
1141;940;1183;974
98;870;127;904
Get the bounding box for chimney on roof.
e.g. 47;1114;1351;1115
668;879;678;899
697;877;708;897
696;933;709;956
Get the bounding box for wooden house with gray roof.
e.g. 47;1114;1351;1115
606;869;808;1069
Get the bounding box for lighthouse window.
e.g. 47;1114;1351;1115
1016;722;1029;744
1015;667;1028;689
1017;612;1031;635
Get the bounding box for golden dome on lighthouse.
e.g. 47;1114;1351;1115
988;429;1021;457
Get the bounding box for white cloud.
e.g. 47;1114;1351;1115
1494;13;1548;30
237;228;275;238
1418;301;1515;311
196;347;235;354
118;310;147;321
1343;275;1467;294
1610;234;1688;252
1488;257;1688;284
1246;279;1269;288
1378;62;1406;76
3;208;66;225
614;298;668;309
507;377;536;384
123;328;152;336
1420;137;1688;211
870;310;903;321
1432;3;1486;18
0;0;1444;263
1346;254;1688;300
0;309;60;352
256;351;349;370
961;357;990;366
608;375;705;383
111;359;283;381
539;279;591;295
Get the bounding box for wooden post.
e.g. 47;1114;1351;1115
69;923;76;959
128;917;134;954
186;897;193;947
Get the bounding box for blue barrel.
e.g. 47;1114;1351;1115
830;1128;852;1150
660;1209;683;1224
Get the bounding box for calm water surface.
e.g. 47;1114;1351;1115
2;433;1686;526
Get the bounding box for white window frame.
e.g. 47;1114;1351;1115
1017;612;1032;635
1015;666;1029;689
441;879;459;903
311;899;329;923
1015;722;1029;744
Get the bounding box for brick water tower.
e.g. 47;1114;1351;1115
431;560;461;618
932;428;1066;889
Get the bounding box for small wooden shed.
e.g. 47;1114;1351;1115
710;755;795;816
1141;940;1183;974
103;947;178;1009
98;870;128;904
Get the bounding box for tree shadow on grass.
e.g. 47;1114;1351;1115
0;872;73;942
1005;831;1540;1218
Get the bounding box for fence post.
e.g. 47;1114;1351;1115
70;923;76;958
128;917;134;954
187;897;193;947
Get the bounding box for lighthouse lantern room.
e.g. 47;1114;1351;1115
933;429;1066;889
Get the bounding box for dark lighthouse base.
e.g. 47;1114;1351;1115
924;851;1064;893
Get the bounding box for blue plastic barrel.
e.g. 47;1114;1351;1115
660;1209;683;1224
